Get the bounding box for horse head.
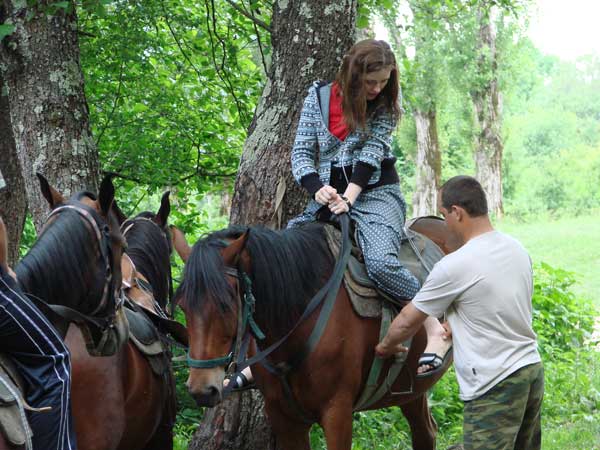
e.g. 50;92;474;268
174;227;250;407
119;191;173;312
16;174;126;317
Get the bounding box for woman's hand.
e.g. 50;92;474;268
328;194;351;215
315;185;337;205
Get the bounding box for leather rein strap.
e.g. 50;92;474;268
45;204;119;317
186;214;351;381
219;214;353;419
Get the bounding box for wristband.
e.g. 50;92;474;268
341;195;352;209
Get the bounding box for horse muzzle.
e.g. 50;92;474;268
189;384;222;407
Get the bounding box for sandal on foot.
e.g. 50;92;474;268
416;346;453;379
224;372;256;392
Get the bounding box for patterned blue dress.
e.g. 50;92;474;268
289;82;420;300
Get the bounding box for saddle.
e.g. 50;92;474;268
323;222;445;411
323;223;444;317
124;298;188;376
0;355;32;448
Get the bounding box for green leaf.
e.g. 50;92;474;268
0;23;15;42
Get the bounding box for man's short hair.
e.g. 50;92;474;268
440;176;488;217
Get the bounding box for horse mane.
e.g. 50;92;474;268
124;212;172;308
176;222;334;338
15;202;107;313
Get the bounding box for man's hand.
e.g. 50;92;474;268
442;321;452;340
373;303;429;359
374;339;409;359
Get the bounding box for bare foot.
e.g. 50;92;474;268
223;367;254;389
417;335;453;375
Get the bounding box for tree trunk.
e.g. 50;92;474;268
190;1;357;449
0;0;100;231
230;0;357;228
471;7;503;218
189;391;276;450
0;74;27;265
412;108;441;217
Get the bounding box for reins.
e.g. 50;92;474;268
121;217;174;315
45;204;120;317
186;214;352;411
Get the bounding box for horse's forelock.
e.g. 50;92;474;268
175;233;237;318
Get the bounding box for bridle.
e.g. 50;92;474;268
185;214;352;396
185;264;265;370
120;216;174;318
45;203;121;317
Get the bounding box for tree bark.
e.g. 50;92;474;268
189;391;276;450
0;0;100;231
230;0;357;228
190;1;357;449
471;7;503;218
0;74;27;265
412;108;441;217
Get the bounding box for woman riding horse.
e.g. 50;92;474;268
227;38;452;392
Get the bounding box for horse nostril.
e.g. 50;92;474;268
207;385;220;399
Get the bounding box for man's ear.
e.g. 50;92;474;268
453;205;466;221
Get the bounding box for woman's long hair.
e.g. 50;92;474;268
335;39;400;131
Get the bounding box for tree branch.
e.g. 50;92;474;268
224;0;271;32
248;0;269;74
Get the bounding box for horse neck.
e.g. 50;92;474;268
16;241;105;313
126;242;170;308
246;235;333;345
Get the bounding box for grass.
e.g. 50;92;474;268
496;212;600;306
544;419;600;450
173;211;600;449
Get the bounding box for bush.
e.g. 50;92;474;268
532;263;600;424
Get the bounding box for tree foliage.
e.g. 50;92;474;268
78;0;269;220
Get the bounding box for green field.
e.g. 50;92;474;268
497;212;600;306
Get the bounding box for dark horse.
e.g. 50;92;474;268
0;174;125;450
172;217;455;450
63;191;178;450
1;176;177;450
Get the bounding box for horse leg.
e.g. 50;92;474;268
271;421;311;450
400;394;437;450
140;419;173;450
320;402;353;450
265;403;311;450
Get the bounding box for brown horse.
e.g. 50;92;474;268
2;177;177;450
172;216;454;450
1;174;125;450
63;192;178;450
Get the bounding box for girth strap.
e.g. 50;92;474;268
353;304;412;411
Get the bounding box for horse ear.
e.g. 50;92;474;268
170;225;192;262
36;173;64;208
98;175;116;217
221;230;250;266
111;198;128;225
155;191;170;228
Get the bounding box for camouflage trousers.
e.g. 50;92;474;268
463;362;544;450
